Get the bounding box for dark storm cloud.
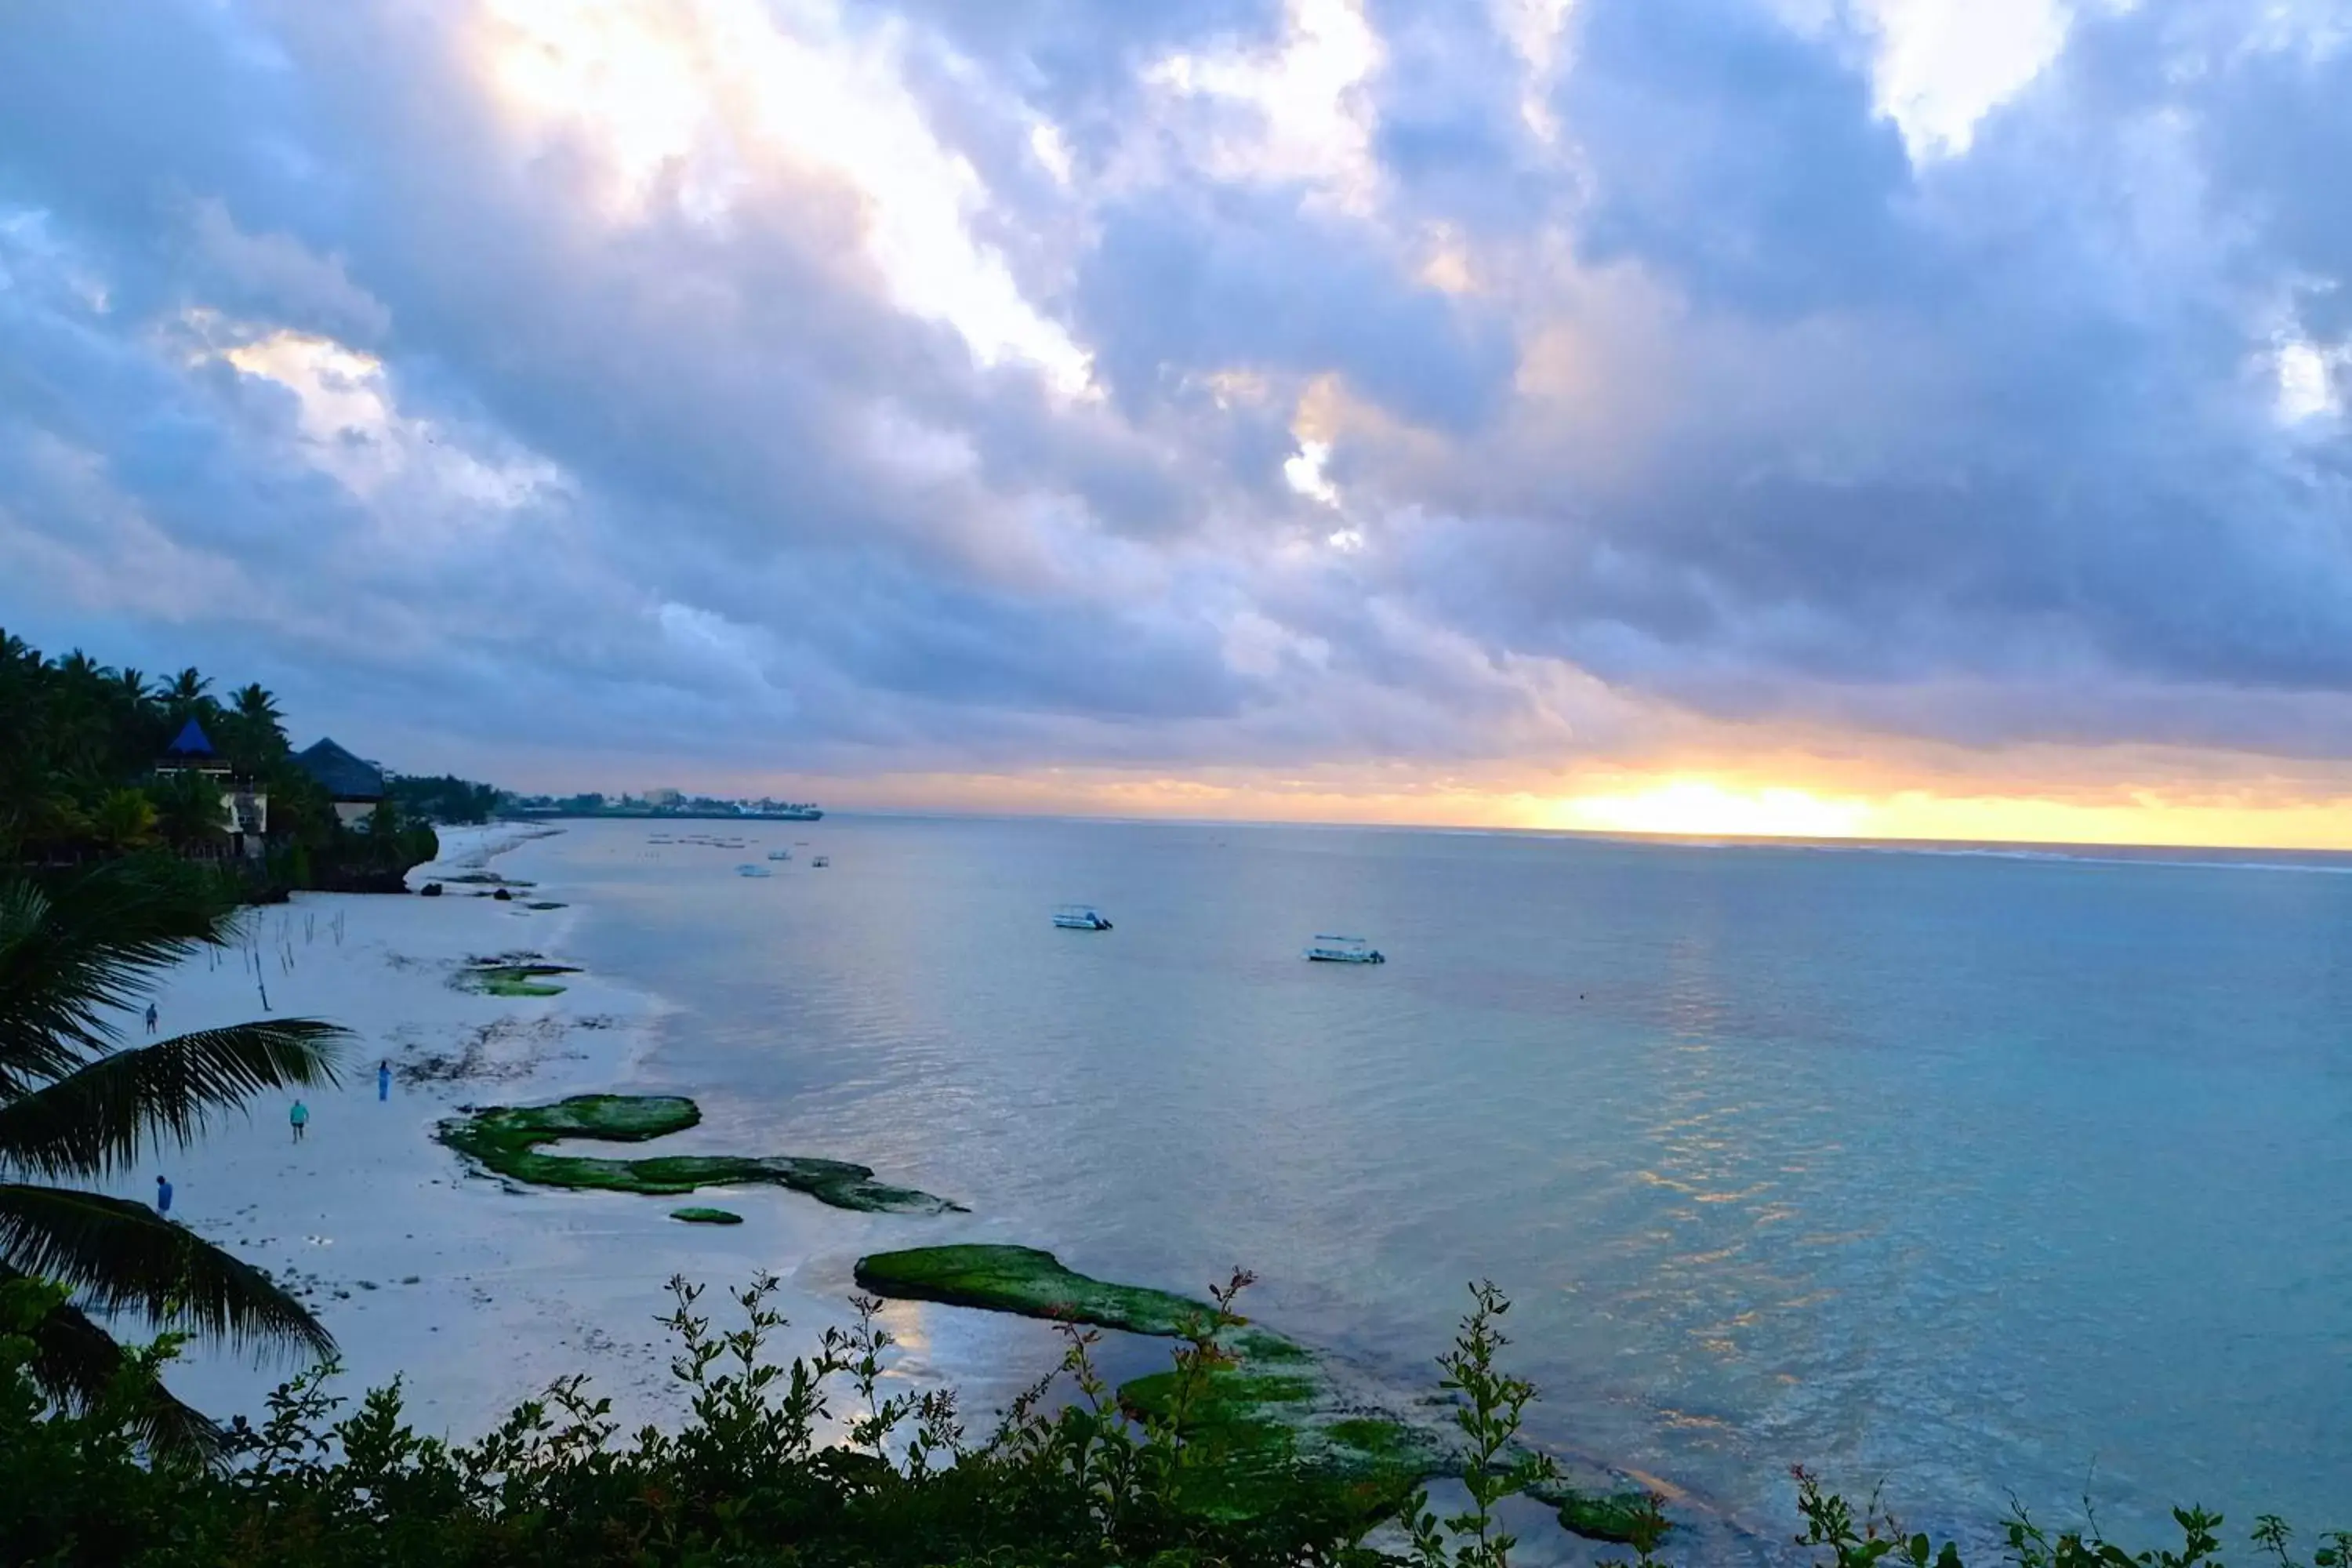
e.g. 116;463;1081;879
1558;0;1922;317
5;0;2352;786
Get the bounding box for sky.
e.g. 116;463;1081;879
5;0;2352;847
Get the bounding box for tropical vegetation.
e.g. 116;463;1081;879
0;628;440;887
4;1264;2339;1568
0;858;346;1456
384;775;506;827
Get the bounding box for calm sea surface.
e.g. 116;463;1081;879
521;816;2352;1552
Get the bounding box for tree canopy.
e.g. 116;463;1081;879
0;629;443;887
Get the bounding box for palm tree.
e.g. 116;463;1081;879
145;771;229;854
56;649;107;685
162;668;211;720
224;683;289;770
0;861;345;1453
229;684;281;731
89;790;158;854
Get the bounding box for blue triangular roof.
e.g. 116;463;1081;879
165;718;215;757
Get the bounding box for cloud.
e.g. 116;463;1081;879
2;0;2352;823
184;198;393;343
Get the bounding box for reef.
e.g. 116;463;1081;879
855;1245;1425;1519
854;1243;1650;1538
458;960;579;997
436;1095;962;1215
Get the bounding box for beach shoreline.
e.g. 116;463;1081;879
101;823;910;1443
92;822;1675;1563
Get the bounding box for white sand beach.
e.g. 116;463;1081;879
95;824;982;1443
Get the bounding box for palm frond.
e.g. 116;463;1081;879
0;862;239;1095
1;1260;224;1460
0;1184;333;1359
0;1019;347;1179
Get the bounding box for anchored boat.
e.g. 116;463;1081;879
811;855;830;868
1053;904;1113;931
767;848;791;862
1304;935;1384;964
735;863;773;878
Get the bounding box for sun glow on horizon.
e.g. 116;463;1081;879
1553;779;1875;839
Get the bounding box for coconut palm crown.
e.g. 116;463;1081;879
0;858;345;1452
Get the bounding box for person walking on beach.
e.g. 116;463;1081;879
145;1002;158;1035
289;1099;309;1144
154;1174;172;1215
378;1060;391;1102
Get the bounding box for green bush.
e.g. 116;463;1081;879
1;1273;2338;1568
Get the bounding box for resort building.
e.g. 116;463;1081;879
296;737;390;827
154;717;268;856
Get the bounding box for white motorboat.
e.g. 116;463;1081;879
811;855;830;868
1304;935;1384;964
1052;904;1113;931
767;848;792;862
735;863;772;877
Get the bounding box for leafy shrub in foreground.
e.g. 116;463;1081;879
0;1272;2338;1568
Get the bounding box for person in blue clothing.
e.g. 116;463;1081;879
145;1002;158;1035
289;1100;309;1143
154;1174;172;1214
379;1060;391;1102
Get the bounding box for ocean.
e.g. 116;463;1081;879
517;815;2352;1554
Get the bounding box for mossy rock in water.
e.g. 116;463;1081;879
1526;1480;1668;1544
437;1095;961;1215
853;1244;1644;1547
459;961;579;997
853;1245;1218;1338
855;1244;1432;1529
1120;1366;1431;1523
670;1206;742;1225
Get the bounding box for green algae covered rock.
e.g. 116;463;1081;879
437;1095;963;1215
851;1244;1214;1337
670;1206;743;1225
851;1243;1653;1543
1527;1479;1671;1544
459;962;577;997
855;1244;1431;1525
1118;1364;1434;1523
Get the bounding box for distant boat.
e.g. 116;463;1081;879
811;855;830;868
1053;904;1113;931
735;863;772;877
767;848;791;862
1304;935;1384;964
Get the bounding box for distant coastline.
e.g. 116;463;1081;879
504;805;822;822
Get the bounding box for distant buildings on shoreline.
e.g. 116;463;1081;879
503;791;822;822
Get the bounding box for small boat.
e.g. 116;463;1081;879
1304;935;1384;964
767;848;791;862
1053;904;1113;931
811;855;830;868
735;863;772;877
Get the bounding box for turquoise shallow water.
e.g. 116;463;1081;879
522;816;2352;1554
